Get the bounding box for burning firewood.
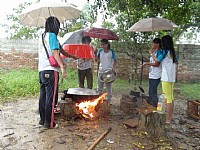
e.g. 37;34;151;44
81;110;100;120
76;93;107;119
59;93;110;120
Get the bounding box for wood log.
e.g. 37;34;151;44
96;101;110;118
138;110;166;137
87;127;112;150
187;100;200;120
58;99;77;120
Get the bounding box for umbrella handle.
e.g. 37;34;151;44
140;55;144;85
97;62;99;77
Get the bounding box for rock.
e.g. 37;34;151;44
123;118;138;128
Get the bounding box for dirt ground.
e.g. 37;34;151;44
0;93;199;150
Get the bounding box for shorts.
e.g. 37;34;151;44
162;81;174;103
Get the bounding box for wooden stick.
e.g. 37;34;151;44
87;127;112;150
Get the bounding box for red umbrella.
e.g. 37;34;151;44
83;27;119;40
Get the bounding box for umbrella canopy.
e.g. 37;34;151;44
127;18;178;32
60;29;84;45
19;1;82;27
83;27;119;40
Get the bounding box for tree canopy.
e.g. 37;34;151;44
2;0;199;42
88;0;200;84
90;0;200;42
2;2;39;39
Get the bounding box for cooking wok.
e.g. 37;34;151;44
62;88;100;103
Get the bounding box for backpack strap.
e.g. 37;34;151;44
42;33;50;58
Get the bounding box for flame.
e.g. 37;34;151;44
76;93;107;118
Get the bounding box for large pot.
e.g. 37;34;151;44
62;88;100;103
67;88;99;96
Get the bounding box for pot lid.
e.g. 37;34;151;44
67;88;99;96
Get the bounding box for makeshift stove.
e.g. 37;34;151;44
120;90;149;115
187;100;200;120
121;91;166;137
58;88;110;120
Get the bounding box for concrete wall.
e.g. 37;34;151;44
0;38;200;82
176;44;200;82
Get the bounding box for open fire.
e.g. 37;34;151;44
76;93;107;119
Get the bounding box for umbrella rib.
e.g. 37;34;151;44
48;7;53;17
20;13;29;25
37;8;43;27
63;8;78;20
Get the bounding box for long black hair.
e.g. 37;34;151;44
44;16;60;35
162;35;176;63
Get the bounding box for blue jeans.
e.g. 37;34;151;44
39;70;59;126
148;78;160;107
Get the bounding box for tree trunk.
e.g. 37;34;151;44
96;101;110;118
138;111;166;137
187;100;200;120
58;99;77;120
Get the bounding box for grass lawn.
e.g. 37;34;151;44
0;68;199;103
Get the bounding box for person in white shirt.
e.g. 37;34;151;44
77;36;93;89
161;35;177;124
143;38;165;107
97;39;117;102
38;16;77;129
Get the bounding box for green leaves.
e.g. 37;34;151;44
91;0;199;42
2;2;38;39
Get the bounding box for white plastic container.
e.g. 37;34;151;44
157;93;166;113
